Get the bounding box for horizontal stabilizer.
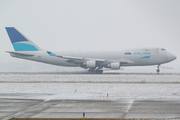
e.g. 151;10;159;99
6;51;34;56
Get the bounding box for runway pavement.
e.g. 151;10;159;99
0;74;179;119
0;94;180;119
0;81;180;84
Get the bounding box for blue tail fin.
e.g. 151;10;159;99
5;27;42;51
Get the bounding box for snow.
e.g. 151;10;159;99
0;73;180;100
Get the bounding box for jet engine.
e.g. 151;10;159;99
83;61;96;68
107;63;120;70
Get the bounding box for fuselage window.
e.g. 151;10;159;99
162;48;166;51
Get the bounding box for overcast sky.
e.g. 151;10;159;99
0;0;180;72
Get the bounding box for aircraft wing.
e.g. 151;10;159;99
57;55;105;62
57;55;107;66
57;55;131;67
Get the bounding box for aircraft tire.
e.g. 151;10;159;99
156;69;160;73
96;70;103;74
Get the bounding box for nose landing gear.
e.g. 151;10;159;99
156;65;160;73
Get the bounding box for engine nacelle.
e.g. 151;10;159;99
83;61;96;68
107;63;120;70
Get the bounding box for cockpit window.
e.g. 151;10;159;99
162;48;166;51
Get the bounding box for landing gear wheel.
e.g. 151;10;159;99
96;70;103;74
156;69;160;73
89;68;95;72
88;67;103;74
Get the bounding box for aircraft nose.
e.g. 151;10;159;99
166;52;177;62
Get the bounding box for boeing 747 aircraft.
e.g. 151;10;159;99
5;27;177;73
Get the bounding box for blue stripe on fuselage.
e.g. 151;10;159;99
48;54;56;56
138;56;150;59
47;51;56;56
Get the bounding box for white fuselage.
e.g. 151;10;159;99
10;47;176;68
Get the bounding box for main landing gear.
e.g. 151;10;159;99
88;67;103;74
156;65;160;73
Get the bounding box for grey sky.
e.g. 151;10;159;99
0;0;180;71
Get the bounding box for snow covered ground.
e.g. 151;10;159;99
0;73;180;100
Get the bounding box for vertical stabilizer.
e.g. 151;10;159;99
5;27;42;51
